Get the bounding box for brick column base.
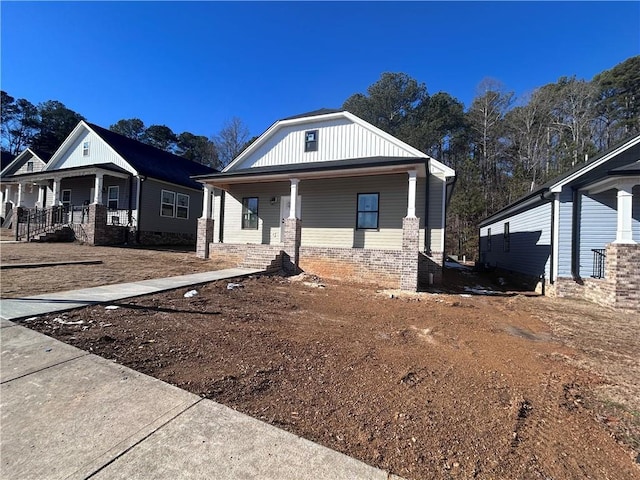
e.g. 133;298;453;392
283;218;302;274
85;204;108;245
606;243;640;310
196;218;214;259
401;216;420;291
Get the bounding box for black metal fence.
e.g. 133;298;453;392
591;248;606;279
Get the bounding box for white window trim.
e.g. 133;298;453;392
160;189;176;218
176;193;190;219
107;186;119;210
61;189;72;206
82;141;90;157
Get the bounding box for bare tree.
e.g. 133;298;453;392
212;117;250;168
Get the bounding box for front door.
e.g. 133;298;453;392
280;195;301;242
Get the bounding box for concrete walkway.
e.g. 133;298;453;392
0;271;400;479
0;268;262;321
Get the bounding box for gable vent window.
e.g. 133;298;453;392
26;161;34;172
304;130;318;152
83;141;90;156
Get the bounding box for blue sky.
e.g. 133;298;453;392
1;2;638;140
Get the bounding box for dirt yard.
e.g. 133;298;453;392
4;242;638;479
0;242;236;298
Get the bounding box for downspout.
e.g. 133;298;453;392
444;175;457;256
219;190;225;243
571;188;580;279
126;175;133;244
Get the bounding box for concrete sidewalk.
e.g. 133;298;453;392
0;271;401;479
0;268;262;321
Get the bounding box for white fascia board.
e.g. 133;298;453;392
549;135;640;193
585;175;640;195
45;121;139;176
1;149;30;176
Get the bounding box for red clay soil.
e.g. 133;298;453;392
21;272;640;480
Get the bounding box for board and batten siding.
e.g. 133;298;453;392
138;179;201;234
47;128;137;174
479;201;552;279
221;174;437;251
234;118;416;170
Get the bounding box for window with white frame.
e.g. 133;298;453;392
242;197;259;229
61;189;71;207
26;161;34;172
82;141;90;156
176;193;189;219
160;189;190;219
161;190;175;217
304;130;318;152
107;186;119;210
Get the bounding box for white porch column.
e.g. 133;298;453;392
289;178;299;219
16;183;23;207
93;173;104;204
614;183;636;244
37;185;45;207
200;185;213;219
4;184;12;205
52;179;60;205
406;170;417;218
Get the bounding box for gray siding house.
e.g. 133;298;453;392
1;121;216;245
194;109;456;291
479;134;640;311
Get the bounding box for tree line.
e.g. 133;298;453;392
2;55;638;258
0;92;250;169
343;56;639;258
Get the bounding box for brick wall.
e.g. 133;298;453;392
547;243;639;312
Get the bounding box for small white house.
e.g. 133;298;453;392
194;109;456;291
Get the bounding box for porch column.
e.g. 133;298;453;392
406;170;417;218
196;185;214;259
289;178;299;218
614;183;636;244
93;173;104;204
52;179;60;205
16;183;23;207
37;185;45;207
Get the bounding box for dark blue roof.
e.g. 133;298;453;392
88;123;217;189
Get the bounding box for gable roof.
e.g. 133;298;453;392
46;121;217;190
479;133;640;227
223;109;455;177
1;148;48;177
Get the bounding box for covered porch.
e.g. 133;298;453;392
195;158;449;290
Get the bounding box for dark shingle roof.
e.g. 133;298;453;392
280;108;343;121
88;123;217;189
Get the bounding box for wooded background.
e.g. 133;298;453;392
2;55;638;259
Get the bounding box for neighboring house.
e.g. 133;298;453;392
1;121;216;244
479;134;640;311
1;148;49;223
193;109;456;291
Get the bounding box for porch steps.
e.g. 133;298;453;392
240;251;284;273
30;226;75;243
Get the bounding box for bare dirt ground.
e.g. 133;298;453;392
2;242;639;479
0;242;236;297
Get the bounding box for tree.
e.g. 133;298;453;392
343;72;427;139
110;118;146;141
213;117;250;167
176;132;218;168
142;124;177;152
1;91;39;155
593;55;640;147
30;100;84;156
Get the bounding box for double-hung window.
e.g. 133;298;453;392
242;197;259;229
176;193;189;219
356;193;379;230
161;190;175;217
304;130;318;152
503;222;510;252
83;141;90;156
107;186;119;210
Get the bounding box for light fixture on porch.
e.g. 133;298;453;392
270;197;278;205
